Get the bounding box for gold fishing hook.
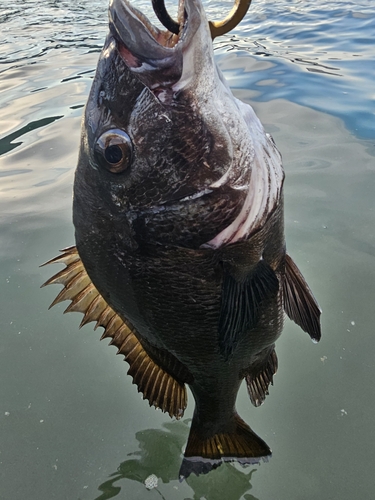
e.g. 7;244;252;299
209;0;252;39
151;0;253;39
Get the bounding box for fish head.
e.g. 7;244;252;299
74;0;255;249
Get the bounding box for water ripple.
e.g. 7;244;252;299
0;0;373;218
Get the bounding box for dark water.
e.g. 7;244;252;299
1;0;374;499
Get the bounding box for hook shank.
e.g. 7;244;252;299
151;0;252;39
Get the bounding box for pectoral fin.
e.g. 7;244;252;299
219;260;279;359
41;246;187;419
283;253;321;342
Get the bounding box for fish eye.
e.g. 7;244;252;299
95;129;133;174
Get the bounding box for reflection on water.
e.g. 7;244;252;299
0;0;373;216
0;115;63;156
95;421;188;500
95;421;258;500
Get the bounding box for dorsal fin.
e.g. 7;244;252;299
283;253;321;343
41;246;187;419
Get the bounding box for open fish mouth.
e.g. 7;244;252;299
108;0;253;91
109;0;189;52
108;0;199;89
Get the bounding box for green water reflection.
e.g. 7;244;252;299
95;422;258;500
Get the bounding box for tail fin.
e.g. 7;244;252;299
179;413;271;479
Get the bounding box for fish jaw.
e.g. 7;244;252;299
109;0;217;100
108;0;183;89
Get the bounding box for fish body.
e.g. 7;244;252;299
45;0;321;478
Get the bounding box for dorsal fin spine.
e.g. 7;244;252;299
117;333;134;355
42;246;188;419
148;370;164;404
97;307;114;331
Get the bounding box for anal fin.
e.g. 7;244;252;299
41;246;187;419
246;348;278;407
219;260;279;359
283;253;321;342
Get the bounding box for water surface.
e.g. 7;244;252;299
1;1;374;499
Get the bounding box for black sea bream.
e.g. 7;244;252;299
43;0;321;478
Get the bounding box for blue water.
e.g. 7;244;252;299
1;1;374;499
216;0;375;139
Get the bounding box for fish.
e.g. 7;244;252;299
42;0;321;479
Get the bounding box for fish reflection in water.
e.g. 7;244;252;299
95;421;259;500
42;0;321;479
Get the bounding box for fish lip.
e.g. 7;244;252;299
109;0;201;76
110;0;185;44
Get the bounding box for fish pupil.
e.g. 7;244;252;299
105;145;123;164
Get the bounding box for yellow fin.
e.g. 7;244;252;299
48;271;90;309
79;294;107;328
42;246;187;419
180;413;271;479
41;259;82;287
40;245;80;267
64;283;97;314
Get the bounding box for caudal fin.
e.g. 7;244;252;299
179;413;271;479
